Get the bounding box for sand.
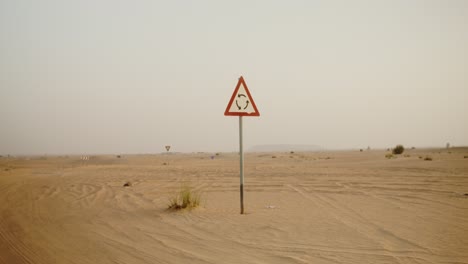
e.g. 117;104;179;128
1;148;468;264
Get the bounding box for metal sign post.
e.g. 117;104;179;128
164;145;171;165
239;116;244;214
224;76;260;214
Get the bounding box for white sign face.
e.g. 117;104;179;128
224;76;260;116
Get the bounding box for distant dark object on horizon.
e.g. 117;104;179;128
249;144;322;152
123;182;132;187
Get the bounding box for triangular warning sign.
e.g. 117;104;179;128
224;76;260;116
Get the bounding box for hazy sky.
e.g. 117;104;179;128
1;0;467;154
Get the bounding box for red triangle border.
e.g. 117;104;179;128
224;76;260;117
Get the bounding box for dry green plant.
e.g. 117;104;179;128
392;145;405;155
168;185;201;210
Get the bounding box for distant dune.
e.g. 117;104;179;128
248;144;322;152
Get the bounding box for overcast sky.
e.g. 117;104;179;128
1;0;467;154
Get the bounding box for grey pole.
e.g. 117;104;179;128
239;116;244;214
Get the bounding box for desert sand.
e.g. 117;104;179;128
1;148;468;264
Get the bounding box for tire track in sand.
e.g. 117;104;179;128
287;184;435;263
0;214;35;264
0;180;50;264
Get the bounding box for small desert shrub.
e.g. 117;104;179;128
464;156;468;159
385;153;394;159
272;155;277;158
424;156;433;161
392;145;405;155
168;185;201;210
359;149;363;152
290;151;295;154
404;154;411;157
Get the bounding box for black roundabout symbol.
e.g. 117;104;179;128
235;94;250;110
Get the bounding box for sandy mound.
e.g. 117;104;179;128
1;149;468;263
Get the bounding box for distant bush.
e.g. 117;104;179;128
464;156;468;159
424;156;433;161
272;156;277;158
385;153;394;159
168;185;201;210
392;145;405;155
